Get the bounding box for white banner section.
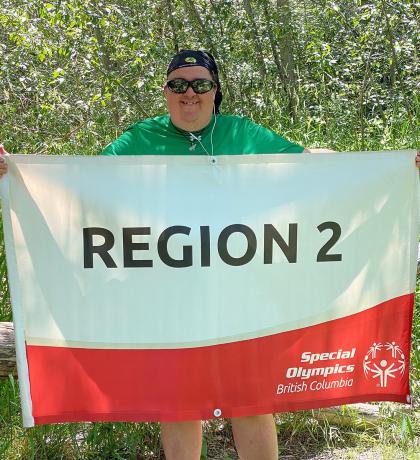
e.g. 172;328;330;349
0;151;418;425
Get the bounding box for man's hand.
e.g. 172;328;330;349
416;151;420;169
0;145;9;178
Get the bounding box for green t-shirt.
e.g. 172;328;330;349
100;114;303;156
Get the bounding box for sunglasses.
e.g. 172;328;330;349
166;78;215;94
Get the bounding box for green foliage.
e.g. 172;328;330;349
0;0;418;155
0;0;418;458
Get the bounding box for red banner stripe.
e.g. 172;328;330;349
27;293;414;424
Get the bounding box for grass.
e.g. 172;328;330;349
1;392;418;459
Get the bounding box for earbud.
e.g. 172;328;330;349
187;109;218;157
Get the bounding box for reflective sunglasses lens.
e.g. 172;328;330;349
191;80;214;94
167;79;189;93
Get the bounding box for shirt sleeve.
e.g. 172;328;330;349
243;118;304;154
99;125;139;156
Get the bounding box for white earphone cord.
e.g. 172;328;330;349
189;104;217;157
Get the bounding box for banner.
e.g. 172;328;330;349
0;151;417;427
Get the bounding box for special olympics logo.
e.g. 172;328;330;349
363;342;406;388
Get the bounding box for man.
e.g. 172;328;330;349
100;50;304;158
101;49;305;460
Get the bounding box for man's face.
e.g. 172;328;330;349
164;66;216;132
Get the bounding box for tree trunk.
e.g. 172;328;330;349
182;0;234;103
242;0;267;79
0;322;17;378
312;403;381;427
357;47;374;150
276;0;298;120
182;0;216;55
93;25;120;127
166;0;180;54
261;1;284;81
380;0;397;89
